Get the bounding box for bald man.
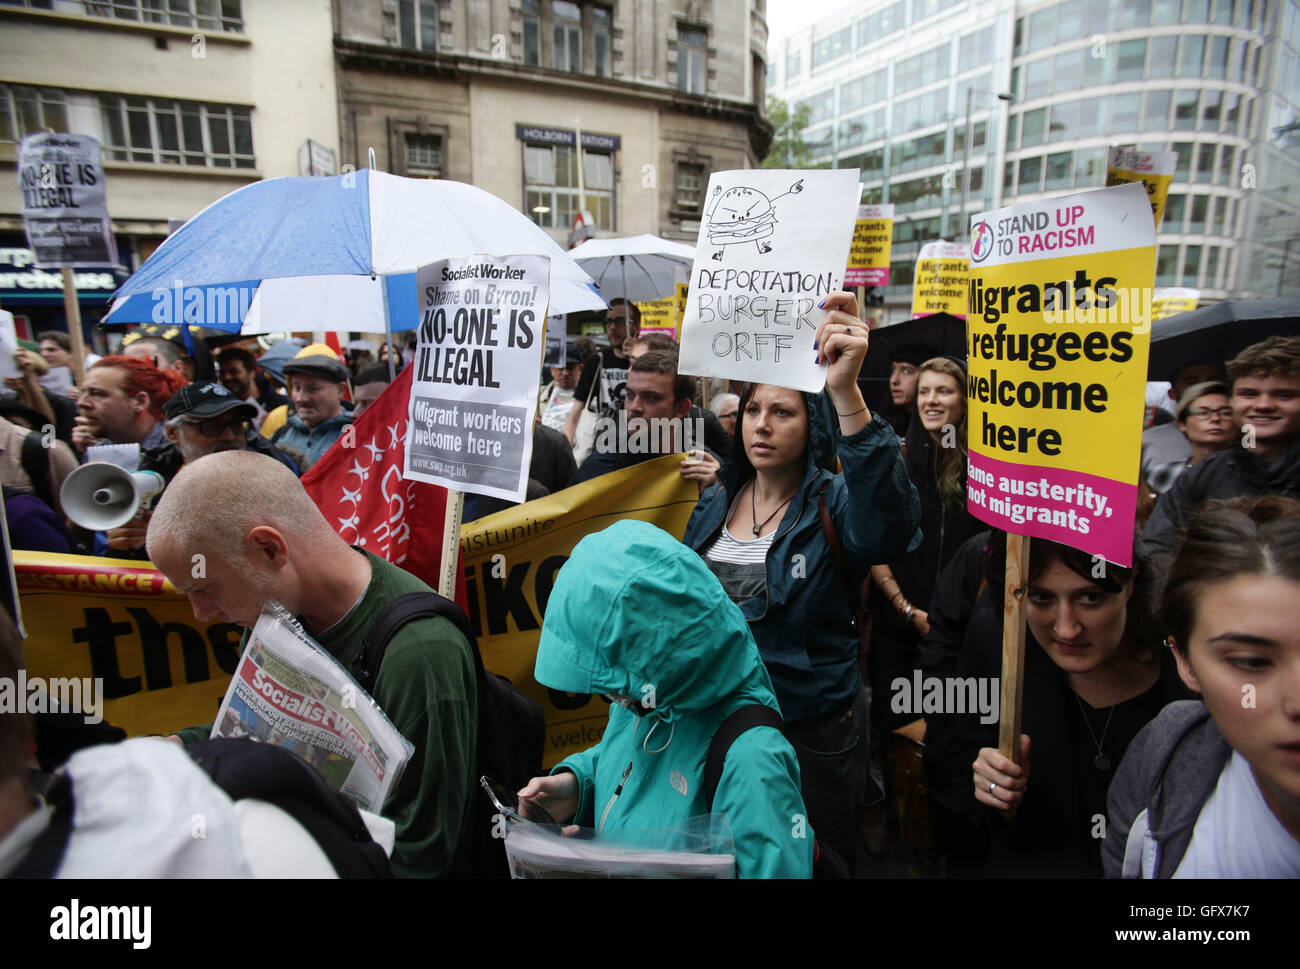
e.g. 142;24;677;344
147;451;477;878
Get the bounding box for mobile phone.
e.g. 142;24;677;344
480;775;560;827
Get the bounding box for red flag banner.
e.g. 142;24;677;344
301;365;468;609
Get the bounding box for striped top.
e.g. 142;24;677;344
702;491;775;607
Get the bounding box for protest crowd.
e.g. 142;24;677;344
1;192;1298;884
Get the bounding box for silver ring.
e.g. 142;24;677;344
989;782;996;794
844;325;851;334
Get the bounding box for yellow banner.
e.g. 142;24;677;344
19;457;698;763
675;282;689;328
635;295;677;338
461;454;699;767
912;240;969;318
17;553;238;737
1151;287;1199;321
1105;147;1177;230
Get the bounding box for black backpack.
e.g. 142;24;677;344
18;429;56;513
704;704;850;879
353;591;545;878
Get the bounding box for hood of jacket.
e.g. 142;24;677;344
535;519;780;722
717;389;844;503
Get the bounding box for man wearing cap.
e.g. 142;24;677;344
1139;360;1224;494
103;383;298;556
270;347;355;468
1142;380;1235;494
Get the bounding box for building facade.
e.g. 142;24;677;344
334;0;772;248
0;0;339;342
770;0;1300;316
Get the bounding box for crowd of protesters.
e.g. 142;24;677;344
0;293;1297;881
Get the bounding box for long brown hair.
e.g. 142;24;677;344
918;356;967;507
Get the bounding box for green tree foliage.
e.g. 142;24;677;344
762;96;825;169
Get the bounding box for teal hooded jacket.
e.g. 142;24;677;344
536;520;814;878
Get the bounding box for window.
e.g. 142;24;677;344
1004;160;1016;192
1046;151;1073;190
1025;58;1053;98
1172;142;1194;179
1050;101;1079;141
1054;49;1085;92
1183;244;1202;284
1212;0;1233;22
839;108;885;147
524;142;614;232
1178;35;1206;77
75;0;244;32
1117;0;1151;29
1074;146;1106;186
1028;8;1055;51
801;90;836;125
839;71;887;113
522;0;540;65
1143;89;1172;129
1151;0;1181;25
678;27;707;94
1164;194;1186;231
895;46;949;94
1021;108;1047;147
1174;89;1199;130
1116;39;1146;82
591;6;611;76
404;133;442;177
675;162;704;210
1204;246;1220;286
1111;93;1141;133
1186;0;1211;21
1216;145;1234;185
1019;155;1044;193
1006;112;1019;148
1084;47;1114;85
1147;36;1177;78
1078;97;1107;137
0;86;68;142
812;26;852;69
1156;246;1178;286
1188;195;1209;231
786;48;802;80
399;0;438;51
1201;90;1221;130
1194;144;1216;183
1057;0;1086;40
99;94;253;168
959;28;994;71
554;1;581;72
1206;35;1230;79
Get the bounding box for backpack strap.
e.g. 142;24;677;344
20;430;55;513
354;591;482;695
704;704;785;810
817;483;872;684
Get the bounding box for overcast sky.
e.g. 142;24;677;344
766;0;856;43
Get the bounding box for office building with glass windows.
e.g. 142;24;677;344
770;0;1300;317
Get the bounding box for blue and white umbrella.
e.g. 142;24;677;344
104;169;605;335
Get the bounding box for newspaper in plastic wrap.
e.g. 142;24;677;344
503;814;736;878
210;602;414;813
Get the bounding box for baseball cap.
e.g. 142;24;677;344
163;382;258;422
282;344;350;383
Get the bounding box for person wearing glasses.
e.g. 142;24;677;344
104;383;298;557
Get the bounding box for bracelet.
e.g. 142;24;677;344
903;603;915;622
836;406;867;418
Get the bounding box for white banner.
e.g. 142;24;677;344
18;133;117;268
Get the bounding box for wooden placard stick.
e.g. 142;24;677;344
998;532;1031;764
438;488;465;600
61;268;87;387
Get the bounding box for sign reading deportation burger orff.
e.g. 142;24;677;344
965;182;1156;566
405;254;550;504
678;168;860;393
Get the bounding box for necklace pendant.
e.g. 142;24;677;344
1093;752;1111;771
752;525;761;537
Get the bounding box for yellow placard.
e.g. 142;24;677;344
912;240;969;318
675;282;689;326
635;295;677;338
965;183;1156;565
1151;287;1199;321
845;203;894;286
1105;147;1177;230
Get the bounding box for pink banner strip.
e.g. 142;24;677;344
965;451;1138;566
845;267;890;286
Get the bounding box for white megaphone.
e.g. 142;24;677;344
60;462;166;531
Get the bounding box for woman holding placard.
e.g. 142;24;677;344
1105;496;1300;878
924;532;1189;877
680;290;921;869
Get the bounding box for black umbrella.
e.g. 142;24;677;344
858;312;966;413
1147;297;1299;381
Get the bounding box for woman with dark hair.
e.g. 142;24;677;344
1105;496;1300;877
924;532;1189;877
680;291;921;867
868;356;985;730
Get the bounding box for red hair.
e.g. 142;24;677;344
92;355;188;420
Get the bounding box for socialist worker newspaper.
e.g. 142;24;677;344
210;603;414;813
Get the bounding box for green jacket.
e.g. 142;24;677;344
538;520;813;878
177;551;477;878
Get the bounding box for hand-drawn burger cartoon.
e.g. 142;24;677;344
704;179;804;261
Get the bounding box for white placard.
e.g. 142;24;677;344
678;168;861;393
17;133;118;268
404;254;550;503
0;311;19;380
